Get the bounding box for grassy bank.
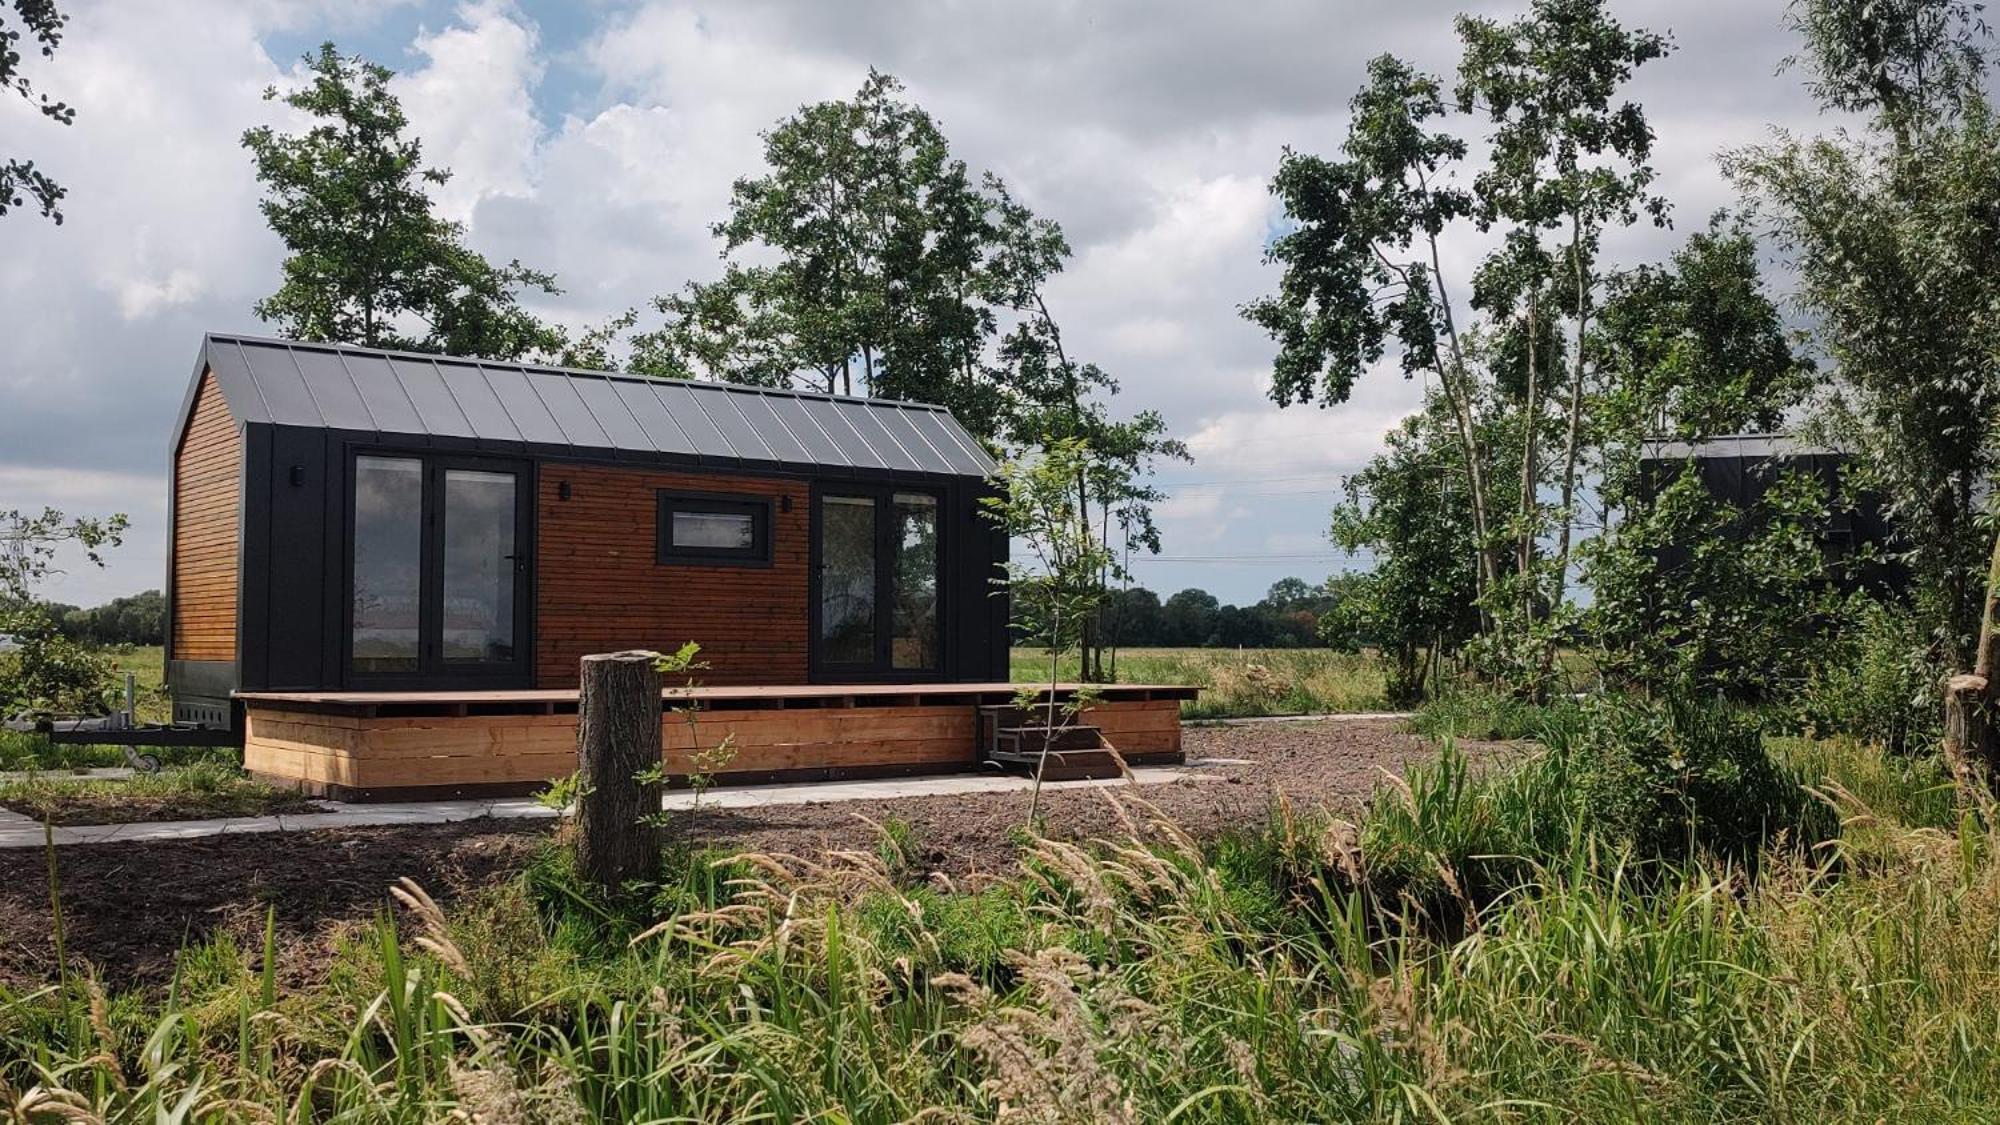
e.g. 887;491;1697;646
1;698;1991;1120
0;758;319;825
1011;645;1391;717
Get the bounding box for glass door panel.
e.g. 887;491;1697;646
441;469;518;664
349;455;527;684
891;492;939;671
815;487;944;676
352;456;424;674
818;495;877;666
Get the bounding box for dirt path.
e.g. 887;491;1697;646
0;720;1446;989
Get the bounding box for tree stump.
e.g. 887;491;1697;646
1945;672;1992;788
576;650;663;891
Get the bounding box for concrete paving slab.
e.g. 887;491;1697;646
0;765;1216;848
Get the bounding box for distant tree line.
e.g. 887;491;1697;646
1077;577;1339;650
3;589;161;648
40;589;163;647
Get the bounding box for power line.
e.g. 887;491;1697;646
1158;472;1351;489
1133;552;1376;563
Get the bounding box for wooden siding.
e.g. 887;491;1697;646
242;696;1182;796
535;464;810;687
170;370;241;662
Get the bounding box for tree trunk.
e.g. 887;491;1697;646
1538;220;1592;685
1944;526;2000;789
576;650;663;891
1518;295;1541;637
1418;219;1499;636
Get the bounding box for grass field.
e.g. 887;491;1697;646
1010;645;1391;717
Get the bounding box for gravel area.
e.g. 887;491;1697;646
0;719;1451;989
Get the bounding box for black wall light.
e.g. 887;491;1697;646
558;481;572;501
288;465;306;487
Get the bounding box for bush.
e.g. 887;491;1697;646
1795;596;1939;754
1376;693;1831;924
1411;686;1584;743
1573;694;1833;861
0;616;113;716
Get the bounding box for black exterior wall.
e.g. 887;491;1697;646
1634;447;1906;597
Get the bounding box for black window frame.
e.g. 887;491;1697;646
808;482;947;681
340;448;534;691
655;490;773;567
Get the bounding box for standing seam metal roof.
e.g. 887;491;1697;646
195;333;997;478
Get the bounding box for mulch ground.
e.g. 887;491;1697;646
0;719;1458;991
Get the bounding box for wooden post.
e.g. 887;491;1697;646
576;650;663;891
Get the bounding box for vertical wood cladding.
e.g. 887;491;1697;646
170;370;242;662
536;464;809;687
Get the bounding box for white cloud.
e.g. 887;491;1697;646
0;0;1839;605
116;270;206;320
399;0;544;222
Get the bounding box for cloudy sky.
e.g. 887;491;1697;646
2;0;1826;609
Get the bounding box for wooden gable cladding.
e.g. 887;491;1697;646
171;370;242;662
535;463;810;687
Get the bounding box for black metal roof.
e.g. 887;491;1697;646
191;333;997;478
1641;433;1846;461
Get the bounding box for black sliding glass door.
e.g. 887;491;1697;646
813;487;941;677
349;454;530;687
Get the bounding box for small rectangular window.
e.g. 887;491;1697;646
656;491;772;565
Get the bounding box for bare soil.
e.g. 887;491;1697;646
0;719;1458;990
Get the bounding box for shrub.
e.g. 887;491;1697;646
1795;596;1939;754
1411;686;1583;742
1574;694;1832;861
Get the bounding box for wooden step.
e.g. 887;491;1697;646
994;723;1103;754
987;746;1125;781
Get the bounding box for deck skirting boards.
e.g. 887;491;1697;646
241;686;1188;800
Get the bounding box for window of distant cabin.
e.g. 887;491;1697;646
656;492;773;566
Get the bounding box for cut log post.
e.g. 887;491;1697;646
576;650;663;891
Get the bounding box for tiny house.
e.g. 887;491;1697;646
165;335;1188;796
1638;433;1904;596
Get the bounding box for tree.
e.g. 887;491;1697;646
1455;0;1672;680
981;439;1114;823
1244;1;1669;692
996;312;1189;679
1731;3;2000;672
57;589;164;646
1162;588;1221;647
1583;213;1823;697
629;71;1042;427
0;507;125;714
1327;395;1482;704
242;44;566;361
2;0;72;223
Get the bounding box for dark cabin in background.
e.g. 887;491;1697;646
164;334;1011;730
1637;433;1905;596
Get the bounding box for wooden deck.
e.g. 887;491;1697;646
238;682;1197;800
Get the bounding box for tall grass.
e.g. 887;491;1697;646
2;721;1994;1120
1012;645;1392;717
